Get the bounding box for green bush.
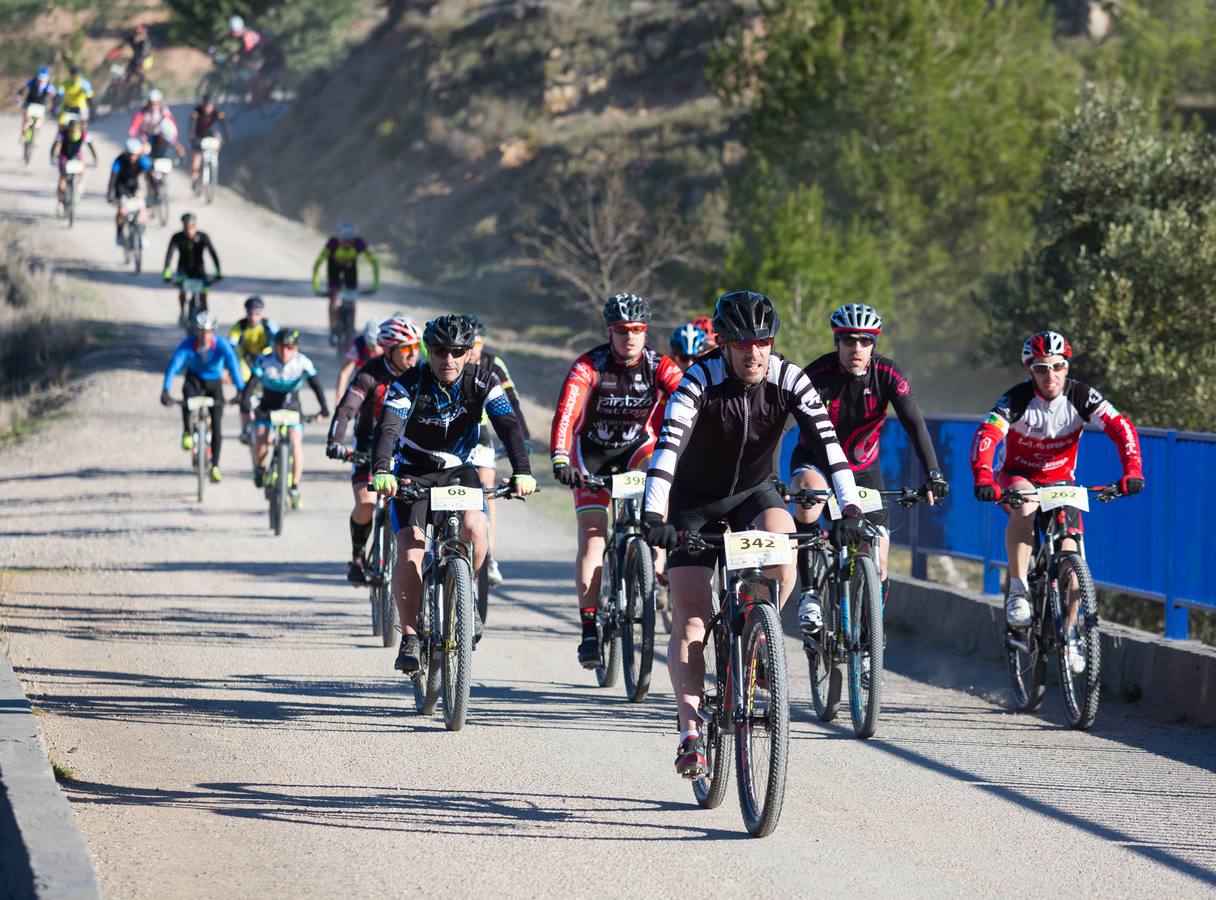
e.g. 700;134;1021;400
977;83;1216;431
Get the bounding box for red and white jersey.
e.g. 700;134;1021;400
971;379;1142;484
127;104;177;139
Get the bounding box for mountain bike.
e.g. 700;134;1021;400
94;63;144;118
329;288;373;354
120;198;146;273
1002;483;1126;730
794;486;921;739
150;156;174;227
195;136;221;203
678;527;808;838
21;103;46;165
346;452;399;646
62;159;85;228
181;395;214;503
175;275;214;329
263;410;319;536
405;481;519;731
577;472;656;702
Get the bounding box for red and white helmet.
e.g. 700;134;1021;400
829;303;883;335
691;314;716;348
1021;330;1072;365
377;315;422;349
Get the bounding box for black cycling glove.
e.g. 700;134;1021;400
924;469;949;499
553;463;582;488
642;513;679;552
159;389;174;407
829;516;866;549
325;442;349;460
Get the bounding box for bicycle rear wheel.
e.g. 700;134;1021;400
735;598;790;837
804;551;840;721
692;602;729;810
847;554;883;738
621;537;655;702
595;547;622;688
441;556;475;731
1056;553;1101;730
413;586;441;716
477;556;489;625
379;528;398;648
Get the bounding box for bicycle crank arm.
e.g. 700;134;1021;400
1005;635;1031;654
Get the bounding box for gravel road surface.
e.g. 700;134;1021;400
1;114;1213;898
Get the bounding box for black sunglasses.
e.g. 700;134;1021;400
430;345;471;359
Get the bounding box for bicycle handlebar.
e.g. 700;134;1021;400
390;481;534;503
1000;484;1125;508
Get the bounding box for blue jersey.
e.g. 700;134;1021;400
21;79;57;106
163;335;244;392
252;351;318;400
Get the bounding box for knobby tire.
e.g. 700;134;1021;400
621;538;655;703
1006;586;1048;712
595;546;622;688
1056;553;1101;730
379;527;397;648
692;590;729;810
735;597;789;838
847;555;883;738
805;549;840;721
441;556;475;731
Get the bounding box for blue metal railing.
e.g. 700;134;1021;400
782;417;1215;640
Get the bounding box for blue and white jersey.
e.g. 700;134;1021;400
371;362;530;475
252;350;318;402
162;335;244;392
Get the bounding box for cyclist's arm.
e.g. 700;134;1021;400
220;338;246;393
970;404;1010;487
643;368;705;520
886;364;940;474
203;233;221;277
788;368;861;511
86;141;98;164
362;246;381;291
550;357;595;467
106;162;119;200
163;234;179;274
329;367;375;444
485;378;530;474
305;372;330;419
218;112;231;142
311;248;327;292
372;383;411;473
336;360;357;400
239;373;262;411
162;345;190;392
127;110;143;138
1073;382;1143;480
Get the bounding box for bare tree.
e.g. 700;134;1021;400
516;163;697;330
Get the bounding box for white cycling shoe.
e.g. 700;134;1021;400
1005;591;1032;629
798;592;822;633
486;558;503;587
1065;633;1086;675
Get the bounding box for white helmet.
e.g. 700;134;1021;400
124;137;143;154
829;303;883;335
147;88;163;103
362;319;379;344
229;15;245;32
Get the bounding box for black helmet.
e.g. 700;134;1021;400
274;328;300;346
464;314;486;338
244;295;265;312
602;292;650;326
423;314;476;349
181;212;197;226
712;290;780;342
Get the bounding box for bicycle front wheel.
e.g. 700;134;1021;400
379;527;398;648
477;556;489;625
66;178;76;228
692;609;729;810
804;550;840;721
1056;553;1101;729
272;438;288;535
22;133;33;165
440;556;475;731
156;186;169;227
205;160;217;203
735;599;789;837
194;417;206;503
847;554;883;738
621;537;656;702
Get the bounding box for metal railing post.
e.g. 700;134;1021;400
910;428;927;579
1163;430;1189;639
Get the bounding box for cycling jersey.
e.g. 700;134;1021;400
244;351;328;418
162;335;244;392
330;355;407;451
108;153;151;198
190;106;227;142
343;335;378;369
971;379;1142;485
55;128;90;161
373;364;530;476
313;237;380;292
795;351;939;476
128;104;176;140
644;350;860;519
164;230;220;279
58;78;93;112
551;344;682;469
20;78;57;107
476;351;529;440
229;318;278;364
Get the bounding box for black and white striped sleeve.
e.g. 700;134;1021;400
643;361;710;519
784;362;860;510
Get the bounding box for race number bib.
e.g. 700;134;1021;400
268;409;300;427
153;157;174;174
724;530;792;570
185;396;214;411
430;485;482;511
180;278;206;294
855;486;885;515
1038;485;1089;513
826;494;842;521
63;159;85;174
610;471;645;500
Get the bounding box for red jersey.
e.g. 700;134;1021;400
550;344;682;467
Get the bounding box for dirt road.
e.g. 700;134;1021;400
1;114;1213;898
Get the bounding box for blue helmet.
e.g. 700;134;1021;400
669;322;707;357
36;66;50;81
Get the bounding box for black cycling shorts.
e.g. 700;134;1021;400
790;444;888;529
666;479;788;570
326;261;357;291
389;465;482;533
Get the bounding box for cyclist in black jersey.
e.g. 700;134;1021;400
326;315;423;584
163;213;222;323
642;290;864;777
790;303;947;631
371;315;535;673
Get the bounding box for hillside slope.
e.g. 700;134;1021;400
228;0;737;332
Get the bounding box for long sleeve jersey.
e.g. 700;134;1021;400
162;335;244;392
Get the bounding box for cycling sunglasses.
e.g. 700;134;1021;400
1029;361;1069;374
837;334;876;347
727;338;774;351
430;345;471;358
610;323;648;335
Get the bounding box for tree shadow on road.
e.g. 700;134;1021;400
62;778;747;842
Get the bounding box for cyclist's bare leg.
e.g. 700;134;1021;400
754;505;798;608
575;508;608;610
351;482;375;527
791;467;829;524
668;565;714;734
190;149;202;182
461;508;488;573
56;174;67;205
327;292;339;335
394;526;427;635
177;286;187;319
288;428;304;487
253;424;271;470
477;465;496;549
1060;535;1081;629
1003;476;1038;584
